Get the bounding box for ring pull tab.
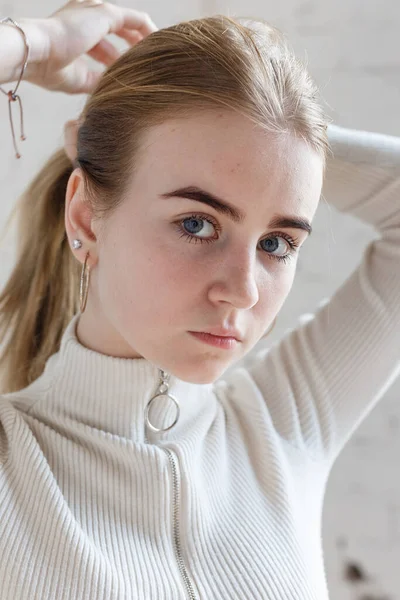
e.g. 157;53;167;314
144;369;180;434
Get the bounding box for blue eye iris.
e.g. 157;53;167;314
185;218;203;234
260;238;279;253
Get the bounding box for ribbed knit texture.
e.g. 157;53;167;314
0;124;399;600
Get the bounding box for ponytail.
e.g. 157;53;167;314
0;149;81;394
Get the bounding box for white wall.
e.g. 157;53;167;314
1;1;399;598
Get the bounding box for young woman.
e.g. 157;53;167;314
0;1;399;599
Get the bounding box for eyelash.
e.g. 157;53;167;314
174;213;300;264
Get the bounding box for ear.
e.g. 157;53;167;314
65;168;98;267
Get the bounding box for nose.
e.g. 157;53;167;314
208;251;260;309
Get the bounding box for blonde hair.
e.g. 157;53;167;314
0;14;330;394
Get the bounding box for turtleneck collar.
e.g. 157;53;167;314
22;313;219;444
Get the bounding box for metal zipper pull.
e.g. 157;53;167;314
143;371;198;598
144;369;180;442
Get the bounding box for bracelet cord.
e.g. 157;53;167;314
0;17;30;159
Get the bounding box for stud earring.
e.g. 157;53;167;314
73;239;82;249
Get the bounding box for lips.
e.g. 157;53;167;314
195;327;242;341
188;331;240;349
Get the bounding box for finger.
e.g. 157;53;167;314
86;38;121;66
114;27;143;47
108;7;158;38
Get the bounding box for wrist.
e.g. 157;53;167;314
0;17;51;85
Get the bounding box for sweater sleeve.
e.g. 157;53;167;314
243;124;400;466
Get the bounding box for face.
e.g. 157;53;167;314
65;110;323;384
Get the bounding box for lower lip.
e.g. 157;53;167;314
188;331;239;349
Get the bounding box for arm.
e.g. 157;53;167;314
235;124;400;467
0;4;157;96
0;18;50;85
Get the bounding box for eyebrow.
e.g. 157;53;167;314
160;185;313;236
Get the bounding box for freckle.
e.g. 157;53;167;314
230;163;242;173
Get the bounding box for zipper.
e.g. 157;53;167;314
162;445;198;600
144;368;198;600
142;436;198;600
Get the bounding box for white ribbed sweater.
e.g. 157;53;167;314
1;124;400;600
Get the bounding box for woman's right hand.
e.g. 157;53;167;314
25;0;158;95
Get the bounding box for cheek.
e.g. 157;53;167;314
101;223;197;316
274;266;297;310
257;264;296;316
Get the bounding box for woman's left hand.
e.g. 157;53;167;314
26;0;158;95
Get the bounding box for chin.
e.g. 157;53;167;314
167;360;230;385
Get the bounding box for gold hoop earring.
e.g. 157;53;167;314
80;251;90;313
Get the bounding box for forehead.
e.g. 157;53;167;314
135;110;323;220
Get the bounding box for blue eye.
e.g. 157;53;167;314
174;214;300;264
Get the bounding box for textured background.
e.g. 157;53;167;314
0;1;399;598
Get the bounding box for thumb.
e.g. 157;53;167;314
54;58;103;95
